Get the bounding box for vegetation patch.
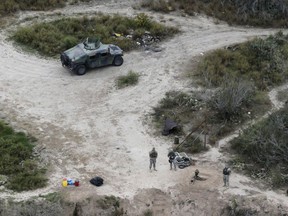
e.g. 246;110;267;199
189;33;288;140
12;13;179;56
152;91;209;152
0;0;66;16
116;70;140;89
141;0;288;27
143;209;153;216
195;32;288;90
277;89;288;103
152;90;204;126
153;34;285;149
97;195;124;215
176;135;208;154
230;104;288;187
0;121;47;192
39;192;61;203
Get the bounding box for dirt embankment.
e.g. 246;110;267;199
0;0;287;215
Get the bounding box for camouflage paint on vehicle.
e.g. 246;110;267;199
60;37;124;75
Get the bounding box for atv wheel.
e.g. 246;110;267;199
178;165;185;169
113;56;123;66
75;65;86;75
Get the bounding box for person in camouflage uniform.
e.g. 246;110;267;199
168;150;177;171
149;147;158;171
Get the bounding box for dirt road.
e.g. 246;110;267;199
0;0;287;215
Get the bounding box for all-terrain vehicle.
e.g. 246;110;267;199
60;37;124;75
174;152;192;169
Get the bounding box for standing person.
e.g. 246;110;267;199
168;150;177;171
223;165;231;187
149;147;158;171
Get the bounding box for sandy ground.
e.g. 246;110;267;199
0;0;288;215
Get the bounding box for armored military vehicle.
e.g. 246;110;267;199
60;37;124;75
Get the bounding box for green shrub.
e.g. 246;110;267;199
116;71;140;89
230;105;288;187
141;0;288;28
7;169;47;192
209;79;254;120
152;91;206;137
97;196;120;209
176;135;207;153
141;0;173;13
40;192;61;203
62;36;78;50
0;0;66;16
143;209;153;216
154;91;202;118
0;121;47;191
270;166;286;188
196;32;288;90
12;14;179;56
135;13;152;28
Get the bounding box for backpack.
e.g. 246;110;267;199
90;177;104;187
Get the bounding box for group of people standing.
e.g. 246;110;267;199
149;147;178;171
149;147;232;187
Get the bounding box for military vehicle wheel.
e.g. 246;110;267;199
76;65;86;75
113;56;123;66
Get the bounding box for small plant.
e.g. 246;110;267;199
116;71;140;89
135;13;152;28
143;209;153;216
97;196;124;216
97;196;120;210
40;192;61;203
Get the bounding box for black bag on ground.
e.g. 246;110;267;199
90;176;104;187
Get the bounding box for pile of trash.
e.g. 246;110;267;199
112;31;162;51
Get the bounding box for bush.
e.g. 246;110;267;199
176;135;207;153
152;91;206;138
0;121;47;191
153;91;203;122
116;71;140;89
12;14;179;56
0;0;66;16
143;209;153;216
7;169;47;192
196;32;288;90
141;0;288;28
230;105;288;187
209;79;254;120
